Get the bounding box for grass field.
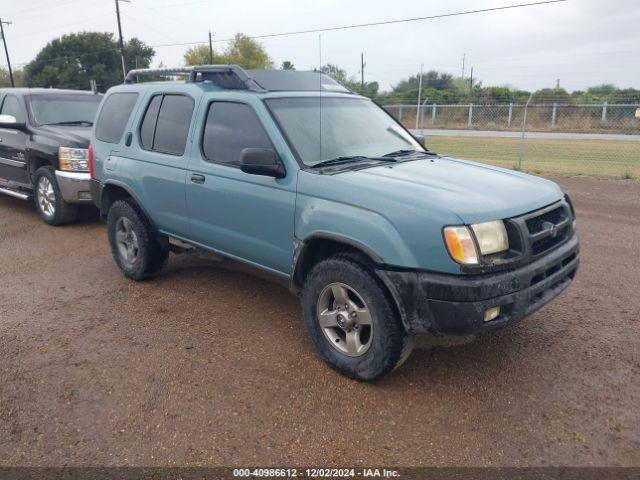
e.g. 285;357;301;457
426;136;639;178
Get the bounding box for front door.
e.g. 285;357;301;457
0;95;29;187
185;100;296;276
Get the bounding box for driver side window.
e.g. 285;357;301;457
1;95;26;123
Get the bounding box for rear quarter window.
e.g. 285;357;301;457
95;92;138;144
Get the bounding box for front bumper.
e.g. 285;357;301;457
54;171;92;204
378;234;579;335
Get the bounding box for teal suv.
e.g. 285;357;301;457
89;66;579;380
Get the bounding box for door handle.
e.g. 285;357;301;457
191;174;205;184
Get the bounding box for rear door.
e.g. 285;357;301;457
0;94;30;186
128;92;197;237
185;99;297;276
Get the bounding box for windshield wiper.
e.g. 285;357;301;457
44;120;93;126
311;156;397;169
382;149;435;157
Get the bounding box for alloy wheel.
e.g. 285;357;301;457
115;217;140;267
37;176;56;218
316;282;374;357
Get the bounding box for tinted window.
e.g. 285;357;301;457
28;93;101;126
95;93;138;144
202;102;272;165
1;95;25;122
152;95;194;156
139;95;162;150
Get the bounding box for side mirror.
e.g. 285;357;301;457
0;114;26;131
413;134;426;148
240;148;286;179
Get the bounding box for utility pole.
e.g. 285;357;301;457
208;31;214;64
469;66;474;92
115;0;130;81
0;19;14;87
556;78;560;89
461;53;466;79
360;52;365;89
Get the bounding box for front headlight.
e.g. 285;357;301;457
58;147;89;172
471;220;509;255
444;220;509;265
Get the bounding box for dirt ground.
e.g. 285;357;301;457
0;176;638;467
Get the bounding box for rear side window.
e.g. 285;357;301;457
139;94;194;156
95;93;138;144
202;102;272;166
139;95;162;150
1;95;26;123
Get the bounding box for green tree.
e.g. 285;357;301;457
224;33;273;68
24;32;154;91
531;88;570;104
183;34;273;69
0;68;25;87
320;64;350;84
125;37;155;71
183;44;227;66
281;60;295;70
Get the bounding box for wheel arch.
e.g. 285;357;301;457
100;181;156;228
291;232;412;333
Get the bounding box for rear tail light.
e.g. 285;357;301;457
88;144;95;178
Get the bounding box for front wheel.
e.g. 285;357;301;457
301;254;414;381
107;199;169;280
33;166;78;226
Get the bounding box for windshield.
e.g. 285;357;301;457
28;93;102;126
265;97;425;167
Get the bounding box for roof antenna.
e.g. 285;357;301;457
318;34;323;164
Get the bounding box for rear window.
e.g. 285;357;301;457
138;94;194;156
153;95;194;156
95;92;138;144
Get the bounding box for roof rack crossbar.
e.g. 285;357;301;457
123;65;266;92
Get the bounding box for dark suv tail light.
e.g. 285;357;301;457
88;144;95;178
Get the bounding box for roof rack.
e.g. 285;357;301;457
123;65;266;92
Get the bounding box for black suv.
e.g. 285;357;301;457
0;88;102;225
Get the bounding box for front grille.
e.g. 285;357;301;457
523;202;573;257
526;206;564;234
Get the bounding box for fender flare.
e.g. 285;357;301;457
100;180;157;229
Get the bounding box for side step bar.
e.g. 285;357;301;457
0;186;31;201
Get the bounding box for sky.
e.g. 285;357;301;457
1;0;639;93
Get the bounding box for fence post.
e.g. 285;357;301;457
398;105;403;123
468;103;473;127
432;103;437;124
551;103;558;127
601;102;608;122
508;102;513;128
519;94;533;170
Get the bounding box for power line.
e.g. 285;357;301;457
138;0;570;49
12;0;569;68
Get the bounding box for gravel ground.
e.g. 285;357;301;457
0;176;638;467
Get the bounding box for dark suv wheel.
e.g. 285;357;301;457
33;166;78;226
301;254;414;381
107;199;169;280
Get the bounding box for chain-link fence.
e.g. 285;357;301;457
383;103;640;179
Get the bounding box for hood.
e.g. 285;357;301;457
35;125;91;147
337;156;564;224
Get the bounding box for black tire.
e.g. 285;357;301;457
107;199;169;280
301;253;414;381
33;166;78;226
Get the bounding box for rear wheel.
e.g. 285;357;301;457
107;199;169;280
301;254;414;381
33;166;78;225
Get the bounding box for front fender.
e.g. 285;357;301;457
295;194;418;268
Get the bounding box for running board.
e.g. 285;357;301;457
0;186;31;201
